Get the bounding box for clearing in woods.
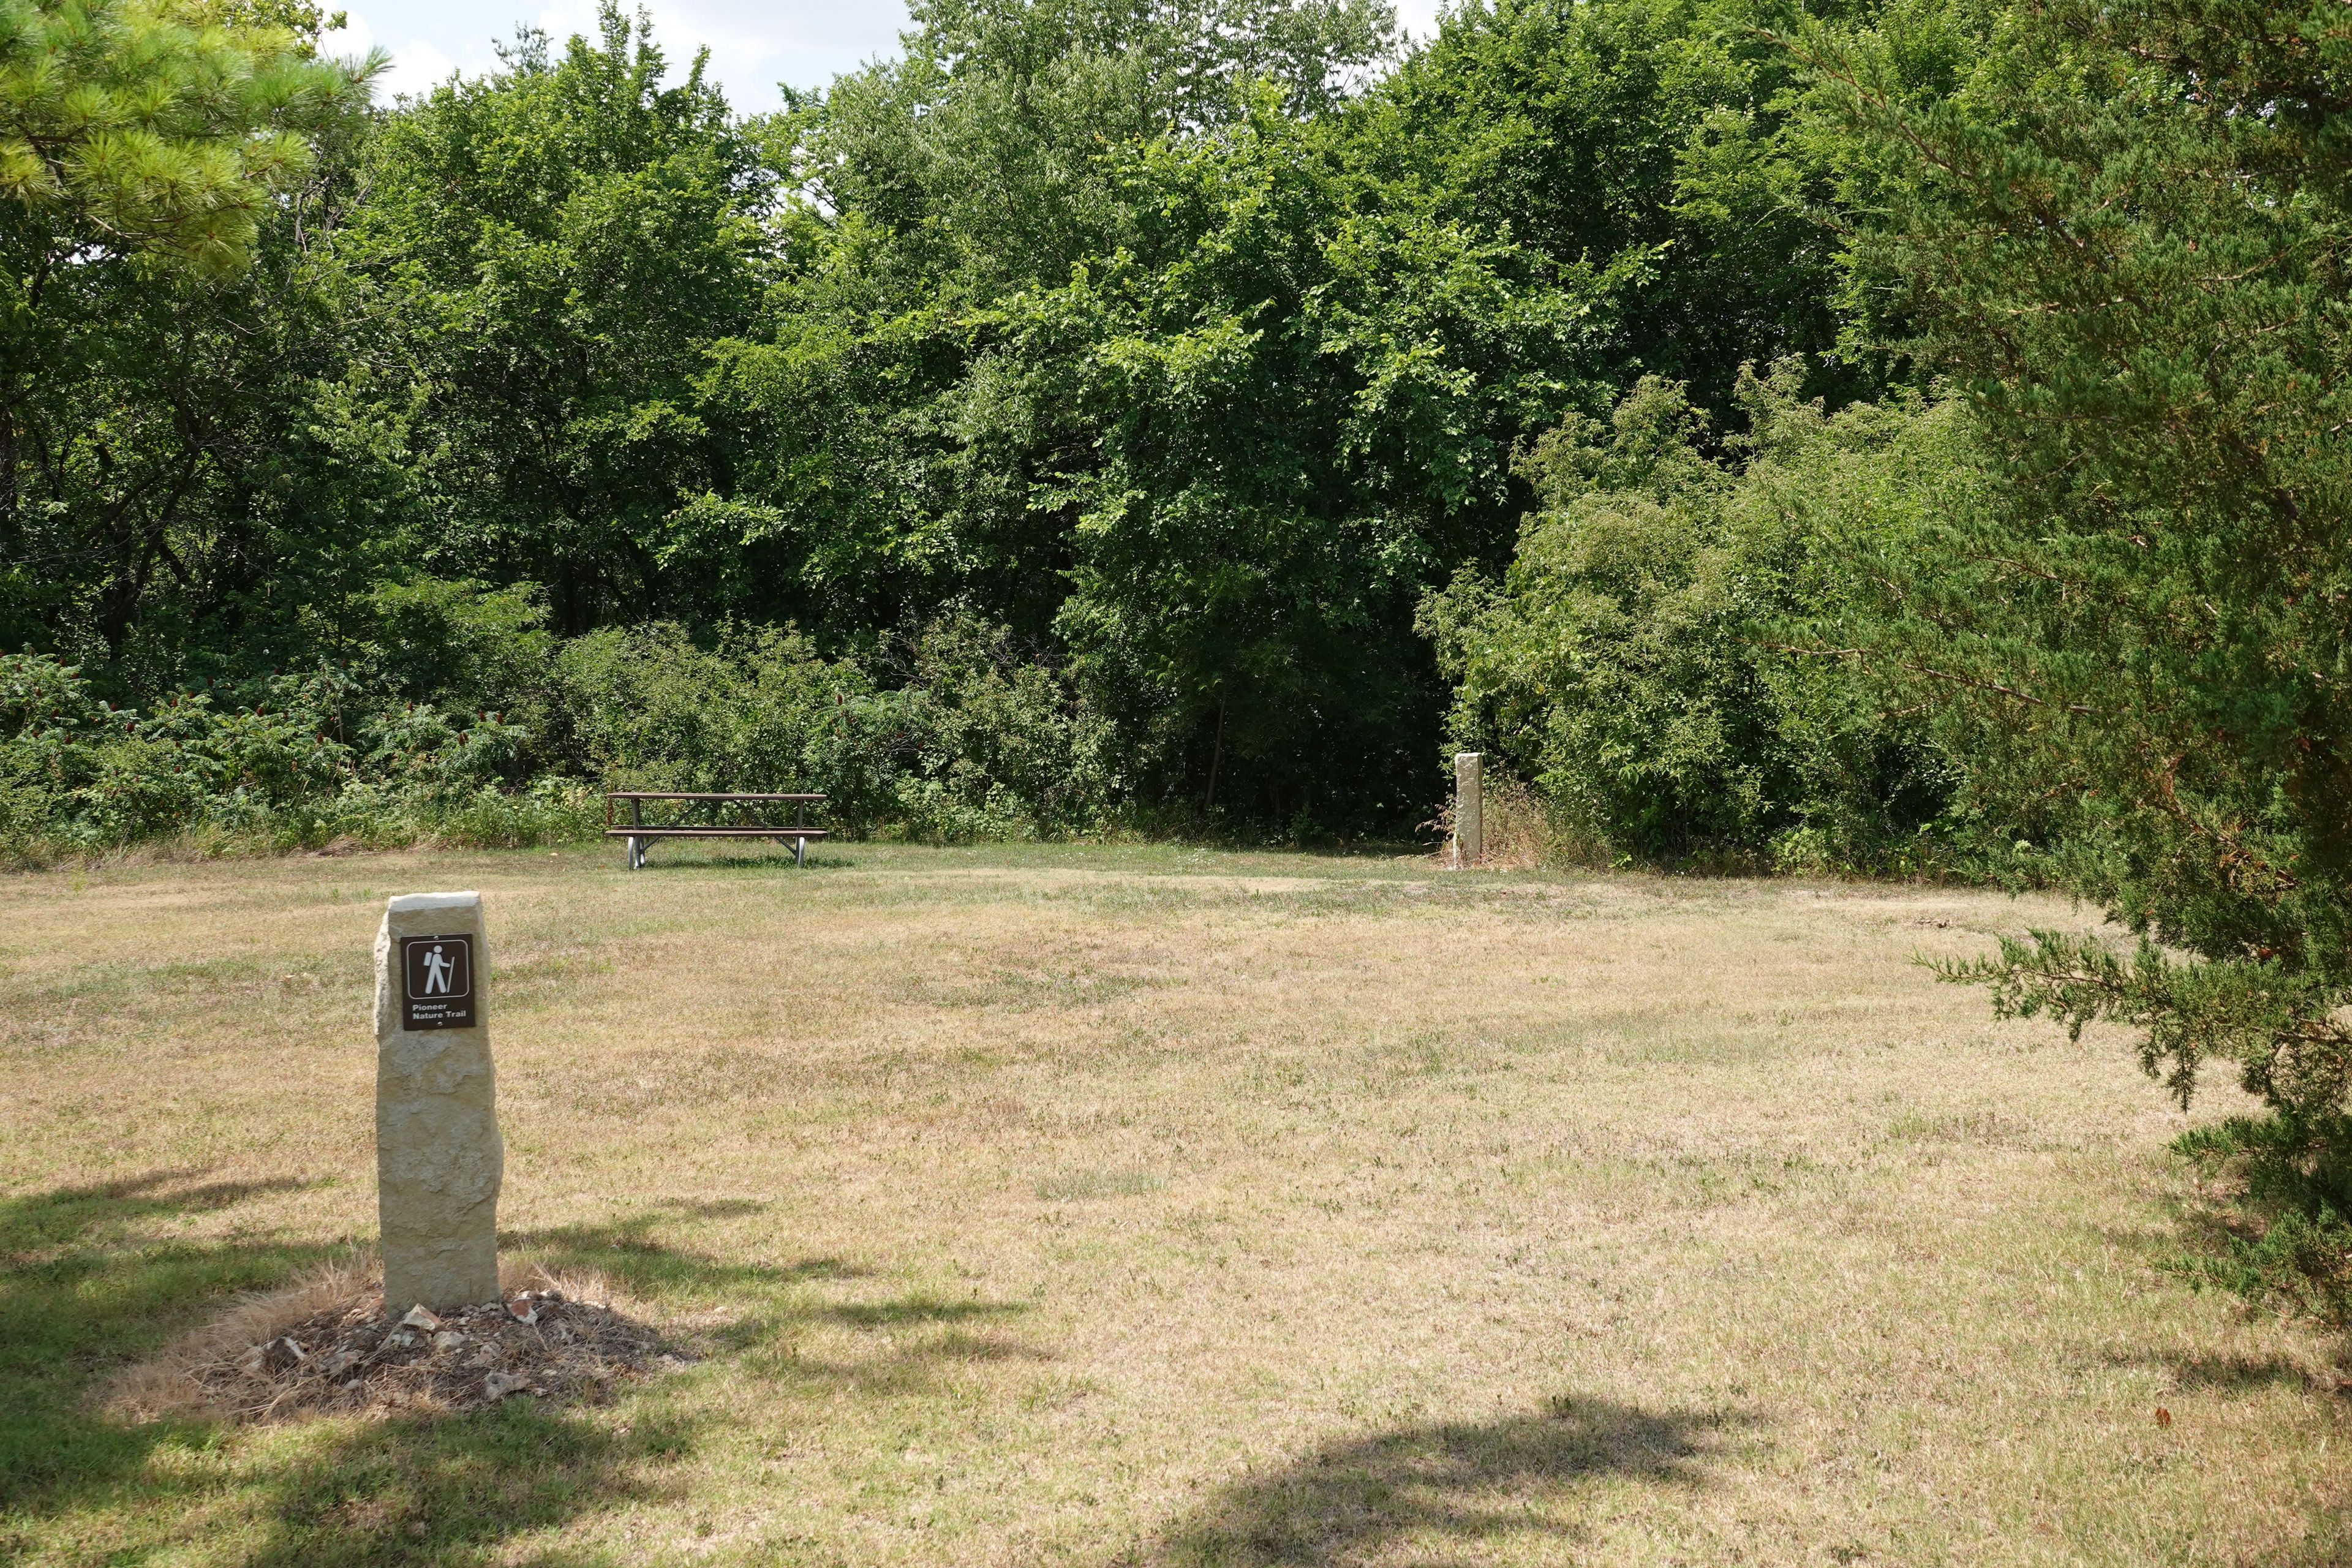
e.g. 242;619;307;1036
1;842;2346;1565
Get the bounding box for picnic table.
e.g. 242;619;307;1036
604;792;828;870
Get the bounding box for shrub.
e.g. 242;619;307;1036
2;611;1134;856
0;652;562;854
1421;366;1971;871
421;779;605;849
549;612;1121;840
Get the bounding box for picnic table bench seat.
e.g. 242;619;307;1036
604;791;827;869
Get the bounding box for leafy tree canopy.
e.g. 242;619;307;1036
331;4;771;633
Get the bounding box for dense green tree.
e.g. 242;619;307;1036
1350;0;1988;848
0;0;1986;845
720;0;1403;649
720;0;1457;816
0;0;378;672
785;0;1394;298
720;0;1888;822
1025;98;1627;821
334;3;772;632
1376;0;1902;419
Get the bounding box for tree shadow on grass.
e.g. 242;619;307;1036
510;1212;1049;1393
2103;1344;2335;1395
504;1207;871;1297
626;847;856;874
1140;1395;1749;1567
231;1208;797;1559
507;1208;1054;1403
2;1180;1041;1564
238;1396;703;1568
0;1169;328;1519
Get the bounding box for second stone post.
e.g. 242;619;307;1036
1454;752;1483;869
374;891;502;1311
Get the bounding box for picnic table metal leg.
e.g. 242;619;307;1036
794;835;806;867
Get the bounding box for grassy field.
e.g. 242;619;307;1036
2;842;2346;1566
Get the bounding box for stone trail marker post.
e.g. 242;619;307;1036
374;891;502;1310
1453;752;1483;869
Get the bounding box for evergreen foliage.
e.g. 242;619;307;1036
1804;0;2352;1319
0;0;368;272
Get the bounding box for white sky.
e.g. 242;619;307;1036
322;0;1444;114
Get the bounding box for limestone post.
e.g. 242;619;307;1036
1453;752;1483;869
374;892;502;1310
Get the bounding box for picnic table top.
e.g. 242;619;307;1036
604;791;827;802
603;824;831;835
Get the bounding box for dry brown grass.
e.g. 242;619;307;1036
2;840;2348;1566
102;1258;380;1423
1474;773;1583;868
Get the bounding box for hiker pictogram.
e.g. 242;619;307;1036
400;933;475;1029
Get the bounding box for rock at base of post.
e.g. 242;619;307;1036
375;891;502;1310
1454;752;1483;869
